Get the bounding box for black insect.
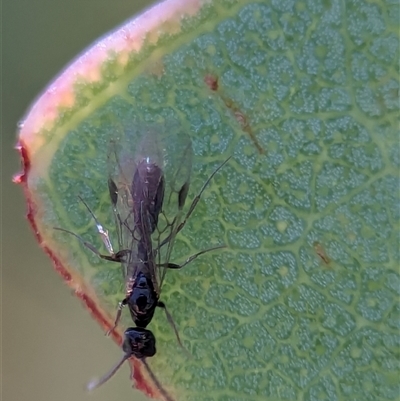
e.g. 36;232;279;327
55;125;230;389
103;128;229;340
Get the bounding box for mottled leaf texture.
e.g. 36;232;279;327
16;0;399;400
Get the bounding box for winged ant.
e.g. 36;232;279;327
55;126;230;390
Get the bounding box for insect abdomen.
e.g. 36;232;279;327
132;159;165;234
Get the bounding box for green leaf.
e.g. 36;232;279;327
16;0;399;400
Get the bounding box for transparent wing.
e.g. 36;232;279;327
107;139;140;283
107;122;162;284
106;120;191;295
151;125;193;292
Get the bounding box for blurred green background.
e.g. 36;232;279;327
3;1;155;400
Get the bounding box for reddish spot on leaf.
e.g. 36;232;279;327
224;99;265;155
313;241;331;265
204;74;218;91
202;79;265;155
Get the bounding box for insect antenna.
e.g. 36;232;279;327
87;353;130;391
142;359;175;401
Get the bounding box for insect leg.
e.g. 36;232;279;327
78;195;116;256
53;227;120;263
157;301;191;357
159;245;226;270
106;298;128;336
177;157;231;230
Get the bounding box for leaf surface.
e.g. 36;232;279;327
16;0;399;400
